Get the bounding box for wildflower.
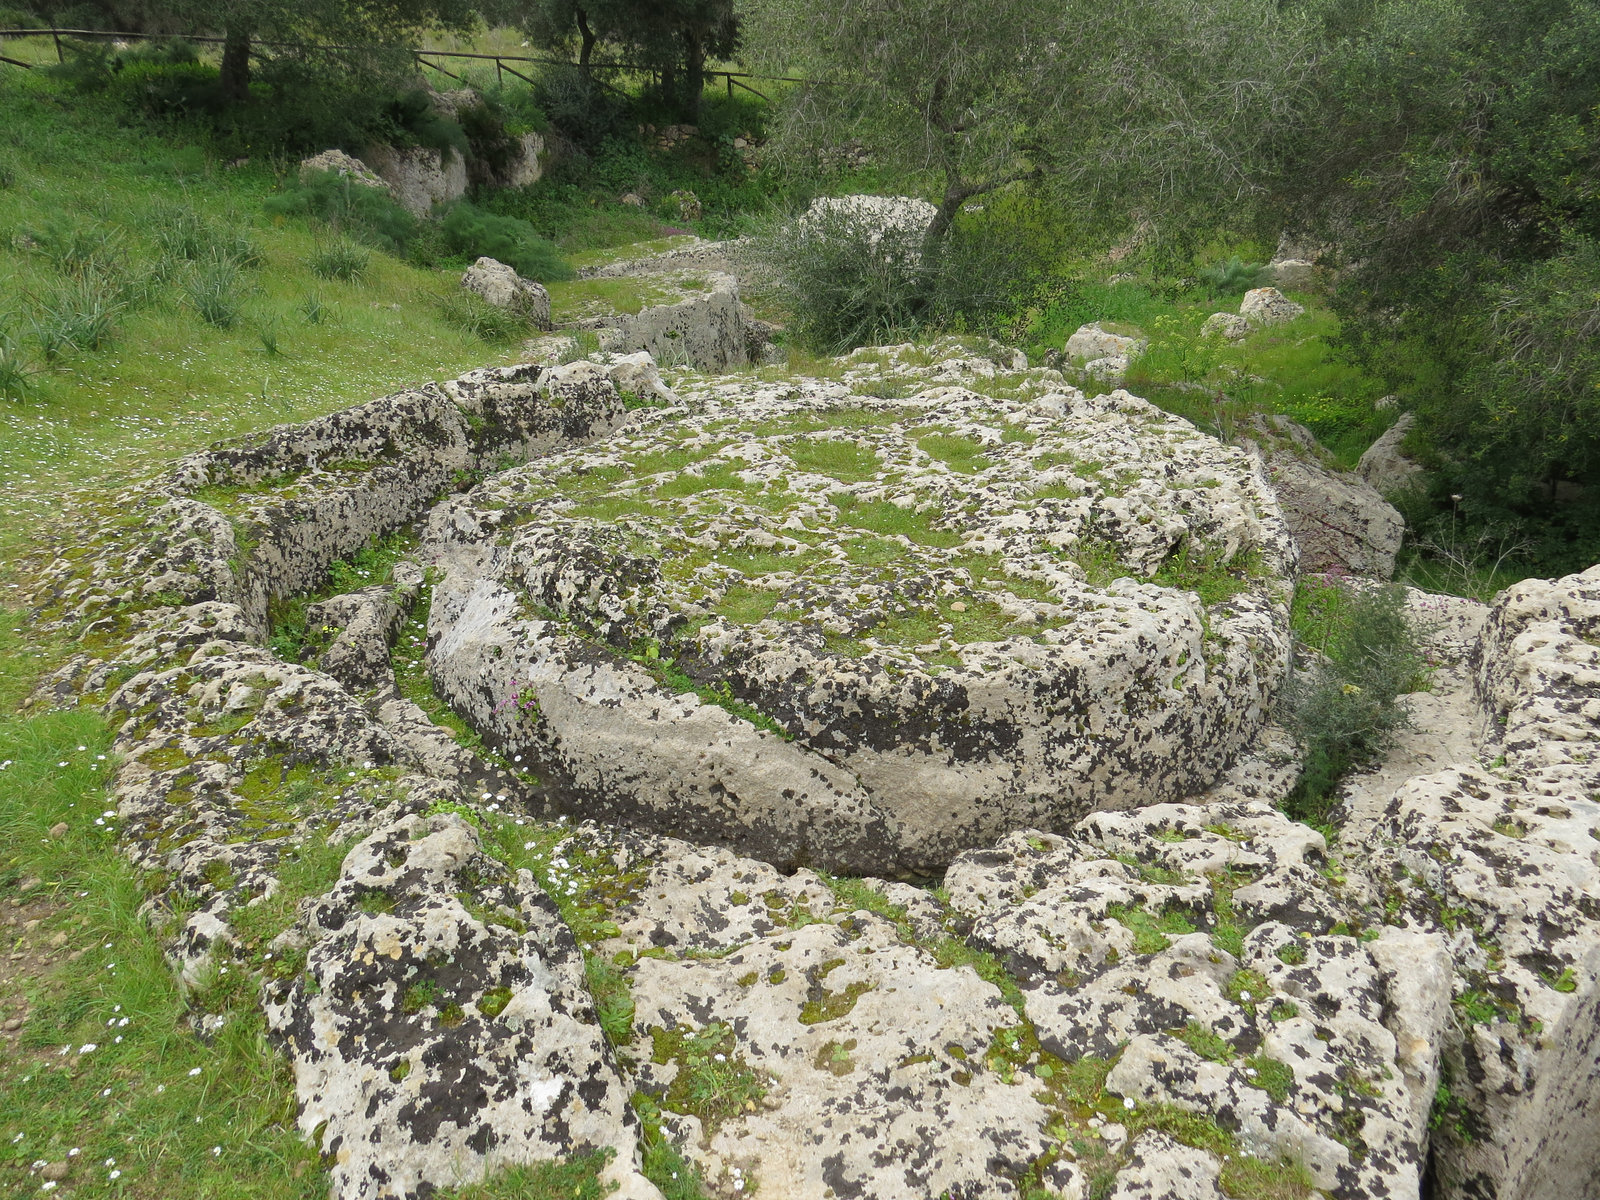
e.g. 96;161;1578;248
1123;1097;1135;1109
188;1067;203;1077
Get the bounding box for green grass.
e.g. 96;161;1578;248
0;708;327;1198
0;71;525;569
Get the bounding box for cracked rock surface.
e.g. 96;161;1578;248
425;373;1296;873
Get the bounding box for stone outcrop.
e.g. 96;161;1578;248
360;144;469;217
1344;565;1600;1199
1358;412;1423;495
1261;259;1315;289
1200;311;1251;341
423;375;1296;874
799;194;937;259
1247;417;1405;578
24;334;1600;1200
298;149;392;193
599;273;756;371
1240;287;1305;327
461;256;553;328
1065;322;1148;383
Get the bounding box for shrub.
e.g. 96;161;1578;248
437;202;573;282
1279;579;1428;825
183;254;250;329
264;171;417;255
30;276;121;359
1199;255;1264;297
435;290;529;344
308;239;371;282
20;218;126;278
747;202;936;352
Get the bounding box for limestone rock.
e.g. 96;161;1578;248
1358;412;1423;495
266;810;655;1200
947;807;1443;1200
503;131;545;188
1239;288;1304;327
799;194;936;263
461;256;552;329
1261;259;1315;290
1247;423;1404;577
298;149;391;193
424;373;1295;873
1065;322;1148;364
360;144;468;217
1200;312;1251;341
602;350;679;406
1353;565;1600;1199
604;274;752;371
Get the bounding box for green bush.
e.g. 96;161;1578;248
264;170;417;255
1198;255;1264;297
1279;579;1428;826
308;239;371;282
437;201;573;282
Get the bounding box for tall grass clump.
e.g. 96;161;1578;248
0;321;33;400
29;275;122;358
308;238;371;282
152;202;261;267
263;170;418;254
183;253;250;329
435;290;528;343
1279;578;1429;826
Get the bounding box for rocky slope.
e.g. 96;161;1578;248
22;343;1600;1199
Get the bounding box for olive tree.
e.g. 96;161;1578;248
743;0;1317;253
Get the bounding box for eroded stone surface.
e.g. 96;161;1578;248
424;373;1296;873
461;256;552;328
1239;288;1304;327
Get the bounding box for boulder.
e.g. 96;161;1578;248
1261;258;1315;289
601;350;678;406
1239;287;1304;327
423;372;1296;874
799;194;937;262
360;144;468;217
601;273;752;371
1357;412;1423;495
1064;321;1147;363
502;130;545;189
1248;418;1404;577
297;149;391;193
1200;312;1251;341
460;256;552;329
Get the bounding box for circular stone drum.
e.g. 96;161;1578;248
424;383;1295;874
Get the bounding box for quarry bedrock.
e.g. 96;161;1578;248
424;377;1298;875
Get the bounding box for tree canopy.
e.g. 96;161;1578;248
743;0;1316;252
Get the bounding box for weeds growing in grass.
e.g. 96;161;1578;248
152;203;261;267
1280;578;1428;825
308;238;371;282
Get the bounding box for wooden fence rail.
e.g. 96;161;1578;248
0;27;809;97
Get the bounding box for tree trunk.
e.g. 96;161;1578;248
219;27;251;103
682;32;705;123
576;9;595;81
923;182;970;253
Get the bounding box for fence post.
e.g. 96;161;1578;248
52;26;62;61
496;57;502;84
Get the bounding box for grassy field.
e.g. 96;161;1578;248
0;69;531;569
